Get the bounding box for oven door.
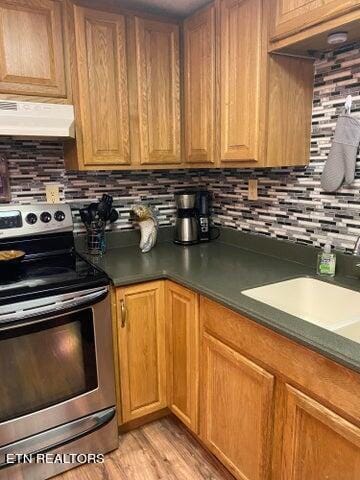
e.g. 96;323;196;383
0;286;116;447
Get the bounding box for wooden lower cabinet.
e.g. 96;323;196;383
200;296;360;480
116;281;166;423
281;385;360;480
114;283;360;479
200;331;275;480
166;281;199;432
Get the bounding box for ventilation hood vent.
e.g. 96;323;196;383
0;101;75;138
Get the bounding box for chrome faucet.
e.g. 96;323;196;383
353;236;360;256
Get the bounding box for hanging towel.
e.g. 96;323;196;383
321;114;360;192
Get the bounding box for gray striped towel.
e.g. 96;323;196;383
321;114;360;192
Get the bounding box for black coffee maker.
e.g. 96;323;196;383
197;190;211;242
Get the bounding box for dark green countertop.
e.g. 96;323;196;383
81;229;360;374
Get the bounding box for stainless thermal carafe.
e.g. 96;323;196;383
174;191;199;245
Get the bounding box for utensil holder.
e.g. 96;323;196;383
86;222;106;255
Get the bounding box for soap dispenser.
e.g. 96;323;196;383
317;242;336;277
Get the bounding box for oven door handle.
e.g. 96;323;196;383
0;286;108;329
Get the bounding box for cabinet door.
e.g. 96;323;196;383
73;5;130;166
220;0;263;163
201;331;274;480
272;0;360;40
281;385;360;480
0;0;67;98
135;17;181;165
116;281;166;423
166;282;199;432
266;55;314;167
184;5;215;164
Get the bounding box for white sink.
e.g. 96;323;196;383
242;277;360;342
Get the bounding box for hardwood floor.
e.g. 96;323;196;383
56;416;234;479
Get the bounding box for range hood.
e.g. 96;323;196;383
0;101;75;138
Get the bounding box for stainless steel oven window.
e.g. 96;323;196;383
0;309;98;423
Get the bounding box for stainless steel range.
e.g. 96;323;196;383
0;204;118;480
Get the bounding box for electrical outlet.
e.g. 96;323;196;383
46;184;60;204
248;179;258;201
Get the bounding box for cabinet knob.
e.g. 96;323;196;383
120;299;127;328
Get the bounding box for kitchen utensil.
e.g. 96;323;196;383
87;203;99;221
79;208;91;226
98;195;113;221
109;209;118;223
101;194;113;207
98;201;111;221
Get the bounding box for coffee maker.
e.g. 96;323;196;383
174;191;199;245
174;190;213;245
197;190;211;242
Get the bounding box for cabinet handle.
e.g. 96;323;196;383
120;299;127;328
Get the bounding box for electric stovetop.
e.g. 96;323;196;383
0;233;109;306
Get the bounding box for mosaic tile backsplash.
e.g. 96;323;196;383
3;43;360;252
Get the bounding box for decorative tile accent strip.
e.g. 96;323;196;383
3;43;360;252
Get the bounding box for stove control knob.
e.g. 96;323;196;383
40;212;52;223
54;210;66;222
26;213;38;225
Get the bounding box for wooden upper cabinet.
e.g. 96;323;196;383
116;281;166;423
184;5;215;164
60;0;313;170
166;282;199;433
266;55;314;167
0;0;68;99
72;5;130;166
281;385;360;480
271;0;360;41
200;331;275;480
220;0;263;164
134;17;181;165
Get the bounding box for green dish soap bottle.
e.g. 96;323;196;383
317;242;336;277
